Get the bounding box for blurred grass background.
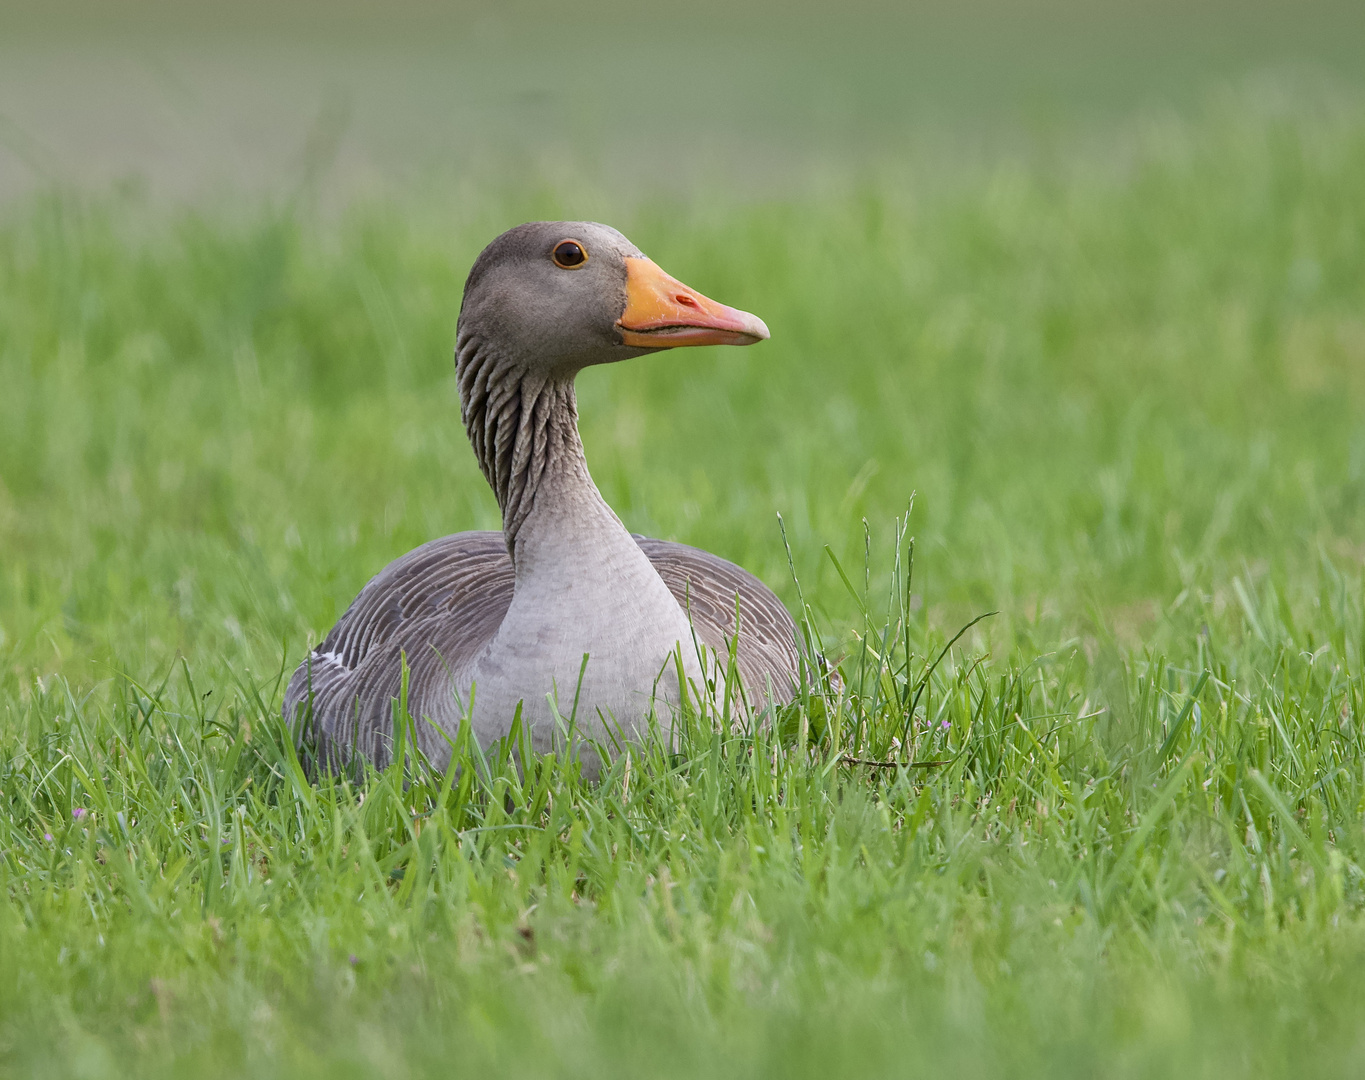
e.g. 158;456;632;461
3;0;1365;203
4;2;1365;1077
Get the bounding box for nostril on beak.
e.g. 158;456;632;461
676;294;698;308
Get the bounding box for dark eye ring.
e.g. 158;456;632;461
552;240;588;269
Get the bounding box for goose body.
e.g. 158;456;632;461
284;222;800;771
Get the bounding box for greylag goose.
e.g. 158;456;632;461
284;222;802;772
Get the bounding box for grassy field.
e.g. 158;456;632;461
4;69;1365;1076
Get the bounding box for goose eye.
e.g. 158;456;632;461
552;240;587;269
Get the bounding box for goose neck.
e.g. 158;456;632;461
456;334;617;560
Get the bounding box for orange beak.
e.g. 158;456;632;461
617;257;770;348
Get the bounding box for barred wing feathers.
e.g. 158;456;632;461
283;531;800;766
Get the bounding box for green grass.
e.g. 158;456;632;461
4;82;1365;1077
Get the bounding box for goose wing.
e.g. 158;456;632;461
283;531;513;767
634;537;801;706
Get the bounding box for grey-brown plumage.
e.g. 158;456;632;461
284;221;801;773
282;532;800;769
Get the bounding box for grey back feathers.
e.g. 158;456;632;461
283;532;800;771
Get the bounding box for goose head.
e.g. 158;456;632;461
457;221;769;374
455;221;770;550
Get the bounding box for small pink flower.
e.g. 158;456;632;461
72;808;88;821
940;719;950;730
44;832;53;842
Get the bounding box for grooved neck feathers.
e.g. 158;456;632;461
455;330;590;555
